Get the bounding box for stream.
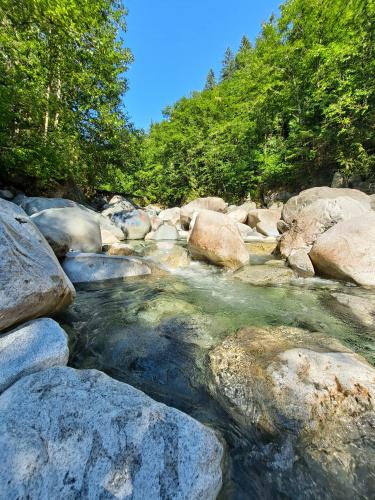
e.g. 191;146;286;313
59;241;375;499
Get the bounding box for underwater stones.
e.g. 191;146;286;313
329;292;375;328
233;264;295;286
188;210;249;270
147;243;191;269
105;242;134;256
0;199;75;331
138;296;198;324
62;253;151;283
310;212;375;286
0;367;223;499
0;318;68;393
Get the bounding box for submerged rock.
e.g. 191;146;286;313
0;367;223;499
310;212;375;286
0;199;75;331
0;318;68;393
147;243;191;270
105;242;134;256
209;325;375;495
329;292;375;328
62;253;151;283
233;265;295;286
188;210;249;270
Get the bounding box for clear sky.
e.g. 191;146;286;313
123;0;281;130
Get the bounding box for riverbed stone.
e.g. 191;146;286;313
149;224;179;241
31;206;102;253
147;243;191;270
282;187;371;225
278;196;368;258
310;212;375;286
180;197;228;229
287;249;315;278
233;264;295;286
0;367;223;499
245;240;278;255
0;318;68;393
188;210;249;270
111;209;151;240
62;253;151;283
105;242;134;256
0;200;75;331
329;292;375;328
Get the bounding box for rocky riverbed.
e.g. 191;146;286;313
1;188;375;498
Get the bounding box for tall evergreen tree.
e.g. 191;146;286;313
204;69;217;90
239;35;251;52
221;47;236;80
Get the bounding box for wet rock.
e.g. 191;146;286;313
278;197;368;258
159;207;181;226
209;325;375;495
111;209;151;240
282;187;371;225
0;318;68;393
245;240;278;255
0;199;75;331
0;188;14;200
188;210;249;270
147;243;191;270
138;296;198;323
310;212;375;286
31;207;102;254
62;253;151;283
247;209;281;237
233;264;295;286
287;249;315;278
106;242;134;256
329;292;375;328
0;367;223;499
180;197;228;229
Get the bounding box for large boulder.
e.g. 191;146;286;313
188;210;249;270
309;212;375;286
227;207;248;224
278;196;368;258
287;249;315;278
0;367;223;499
247;209;281;237
31;207;102;254
0;200;75;331
282;187;371;225
158;207;181;226
0;318;68;393
111;209;151;240
102;197;135;217
62;253;151;283
20;196;81;215
148;224;179;241
209;325;375;495
180;197;228;229
98;214;125;245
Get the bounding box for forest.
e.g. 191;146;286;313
1;0;374;204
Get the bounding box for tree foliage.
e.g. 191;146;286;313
0;0;141;193
140;0;375;205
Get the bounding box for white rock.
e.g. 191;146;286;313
0;318;68;393
0;367;223;499
0;200;75;331
62;253;151;283
158;207;181;226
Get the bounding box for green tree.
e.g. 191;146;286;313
221;47;236;80
204;69;217;90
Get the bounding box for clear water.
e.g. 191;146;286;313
58;242;375;499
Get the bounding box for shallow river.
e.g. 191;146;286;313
59;242;375;499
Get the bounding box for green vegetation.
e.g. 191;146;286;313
0;0;142;193
139;0;375;205
1;0;374;203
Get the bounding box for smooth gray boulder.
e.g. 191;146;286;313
0;318;68;393
0;367;223;499
0;199;75;331
63;253;151;283
102;198;135;217
20;196;85;216
158;207;181;226
31;207;102;254
282;187;371;225
149;224;179;241
0;188;14;200
111;209;151;240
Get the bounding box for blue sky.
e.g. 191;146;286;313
123;0;281;130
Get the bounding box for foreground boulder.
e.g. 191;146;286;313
31;207;102;254
279;196;368;258
188;210;249;270
0;318;68;393
282;187;371;225
247;209;281;237
63;253;151;283
111;209;151;240
0;200;75;331
310;212;375;286
181;197;228;229
0;367;223;499
209;325;375;495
